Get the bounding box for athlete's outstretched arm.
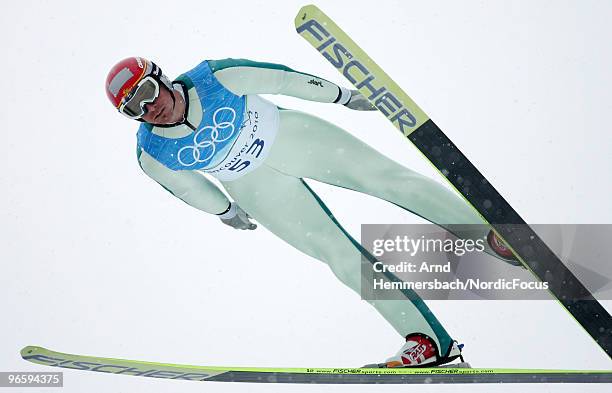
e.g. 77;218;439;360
137;149;231;215
209;58;353;104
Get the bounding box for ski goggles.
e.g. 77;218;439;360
118;76;160;119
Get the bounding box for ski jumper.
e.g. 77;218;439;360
136;59;488;354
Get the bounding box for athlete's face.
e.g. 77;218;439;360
140;84;175;125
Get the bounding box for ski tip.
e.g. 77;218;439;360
295;4;320;25
298;4;319;12
20;346;44;359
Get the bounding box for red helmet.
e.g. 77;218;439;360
105;57;172;109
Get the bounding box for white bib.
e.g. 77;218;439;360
202;95;279;181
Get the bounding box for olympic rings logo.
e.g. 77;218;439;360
178;107;237;167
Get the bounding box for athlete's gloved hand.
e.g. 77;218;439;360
218;203;257;230
344;90;377;111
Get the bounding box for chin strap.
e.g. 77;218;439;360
172;82;187;124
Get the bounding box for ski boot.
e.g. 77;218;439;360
486;230;522;266
363;333;470;368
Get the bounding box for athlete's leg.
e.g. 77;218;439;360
221;164;453;352
267;109;485;225
265;109;489;242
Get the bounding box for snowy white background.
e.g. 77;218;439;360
1;0;611;392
